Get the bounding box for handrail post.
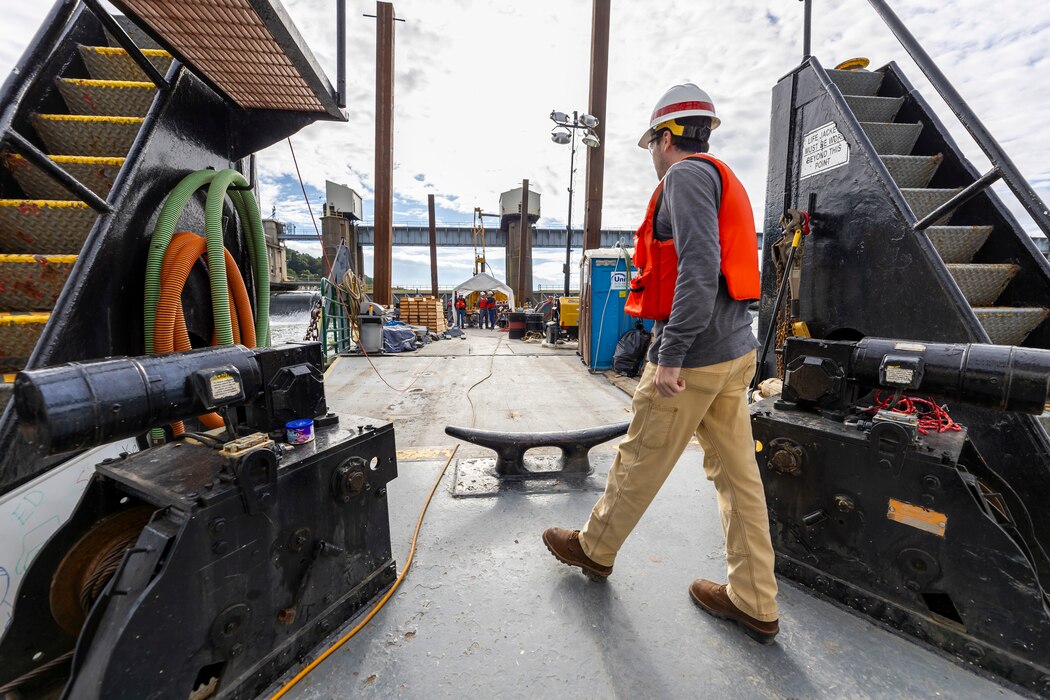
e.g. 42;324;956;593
913;168;1002;232
336;0;346;108
866;0;1050;237
801;0;812;60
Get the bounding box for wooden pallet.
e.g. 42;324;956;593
400;296;448;332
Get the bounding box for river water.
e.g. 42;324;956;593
269;291;317;344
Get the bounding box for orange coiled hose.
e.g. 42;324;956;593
154;231;256;434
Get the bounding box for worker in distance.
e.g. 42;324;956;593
544;84;779;644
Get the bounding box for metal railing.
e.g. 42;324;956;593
319;278;354;359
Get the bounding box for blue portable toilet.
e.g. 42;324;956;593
580;248;653;370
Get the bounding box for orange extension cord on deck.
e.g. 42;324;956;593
154;231;256;433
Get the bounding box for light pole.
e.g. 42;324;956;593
550;110;600;297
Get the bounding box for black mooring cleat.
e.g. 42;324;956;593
444;422;629;479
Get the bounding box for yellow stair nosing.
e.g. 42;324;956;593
0;254;78;264
34;114;144;125
59;78;156;89
6;154;125;166
87;46;171;58
0;199;92;209
2;374;15;384
0;313;51;325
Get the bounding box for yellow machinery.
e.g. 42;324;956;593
559;296;580;328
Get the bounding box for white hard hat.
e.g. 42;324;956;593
637;83;720;149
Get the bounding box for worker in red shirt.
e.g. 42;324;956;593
454;295;467;328
478;292;489;330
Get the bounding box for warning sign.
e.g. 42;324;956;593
800;121;849;179
210;372;242;400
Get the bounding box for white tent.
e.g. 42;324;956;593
452;271;515;309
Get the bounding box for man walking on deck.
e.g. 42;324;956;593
542;84;780;644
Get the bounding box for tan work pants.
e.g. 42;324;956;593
579;350;779;622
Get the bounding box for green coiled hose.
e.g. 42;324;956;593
144;168;270;354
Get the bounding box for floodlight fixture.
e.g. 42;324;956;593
548;107;602;296
550;110;570;125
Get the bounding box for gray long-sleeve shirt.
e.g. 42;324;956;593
647;157;758;368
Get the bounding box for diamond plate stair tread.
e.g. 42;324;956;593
4;154;123;199
901;188;962;225
973;307;1048;346
946;263;1019;306
845;95;904;123
827;69;884;96
925;226;994;264
0;201;97;254
0;255;76;310
79;45;173;82
881;154;943;188
1039;412;1050;435
861;121;923;155
57;78;156;117
32;114;143;157
0;312;49;374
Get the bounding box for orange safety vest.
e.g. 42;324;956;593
625;154;760;321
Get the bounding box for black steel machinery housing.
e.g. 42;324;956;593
0;344;399;698
753;337;1050;693
758;3;1050;693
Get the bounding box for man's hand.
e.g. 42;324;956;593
652;364;685;397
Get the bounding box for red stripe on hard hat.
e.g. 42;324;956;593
651;100;715;122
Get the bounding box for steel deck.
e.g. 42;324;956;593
267;328;1016;699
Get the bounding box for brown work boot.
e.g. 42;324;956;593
689;579;779;644
542;527;612;581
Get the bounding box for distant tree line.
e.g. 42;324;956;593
286;248;323;279
285;248;372;284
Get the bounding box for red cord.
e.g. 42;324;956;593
868;391;963;435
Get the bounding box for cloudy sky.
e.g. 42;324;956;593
3;1;1049;289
